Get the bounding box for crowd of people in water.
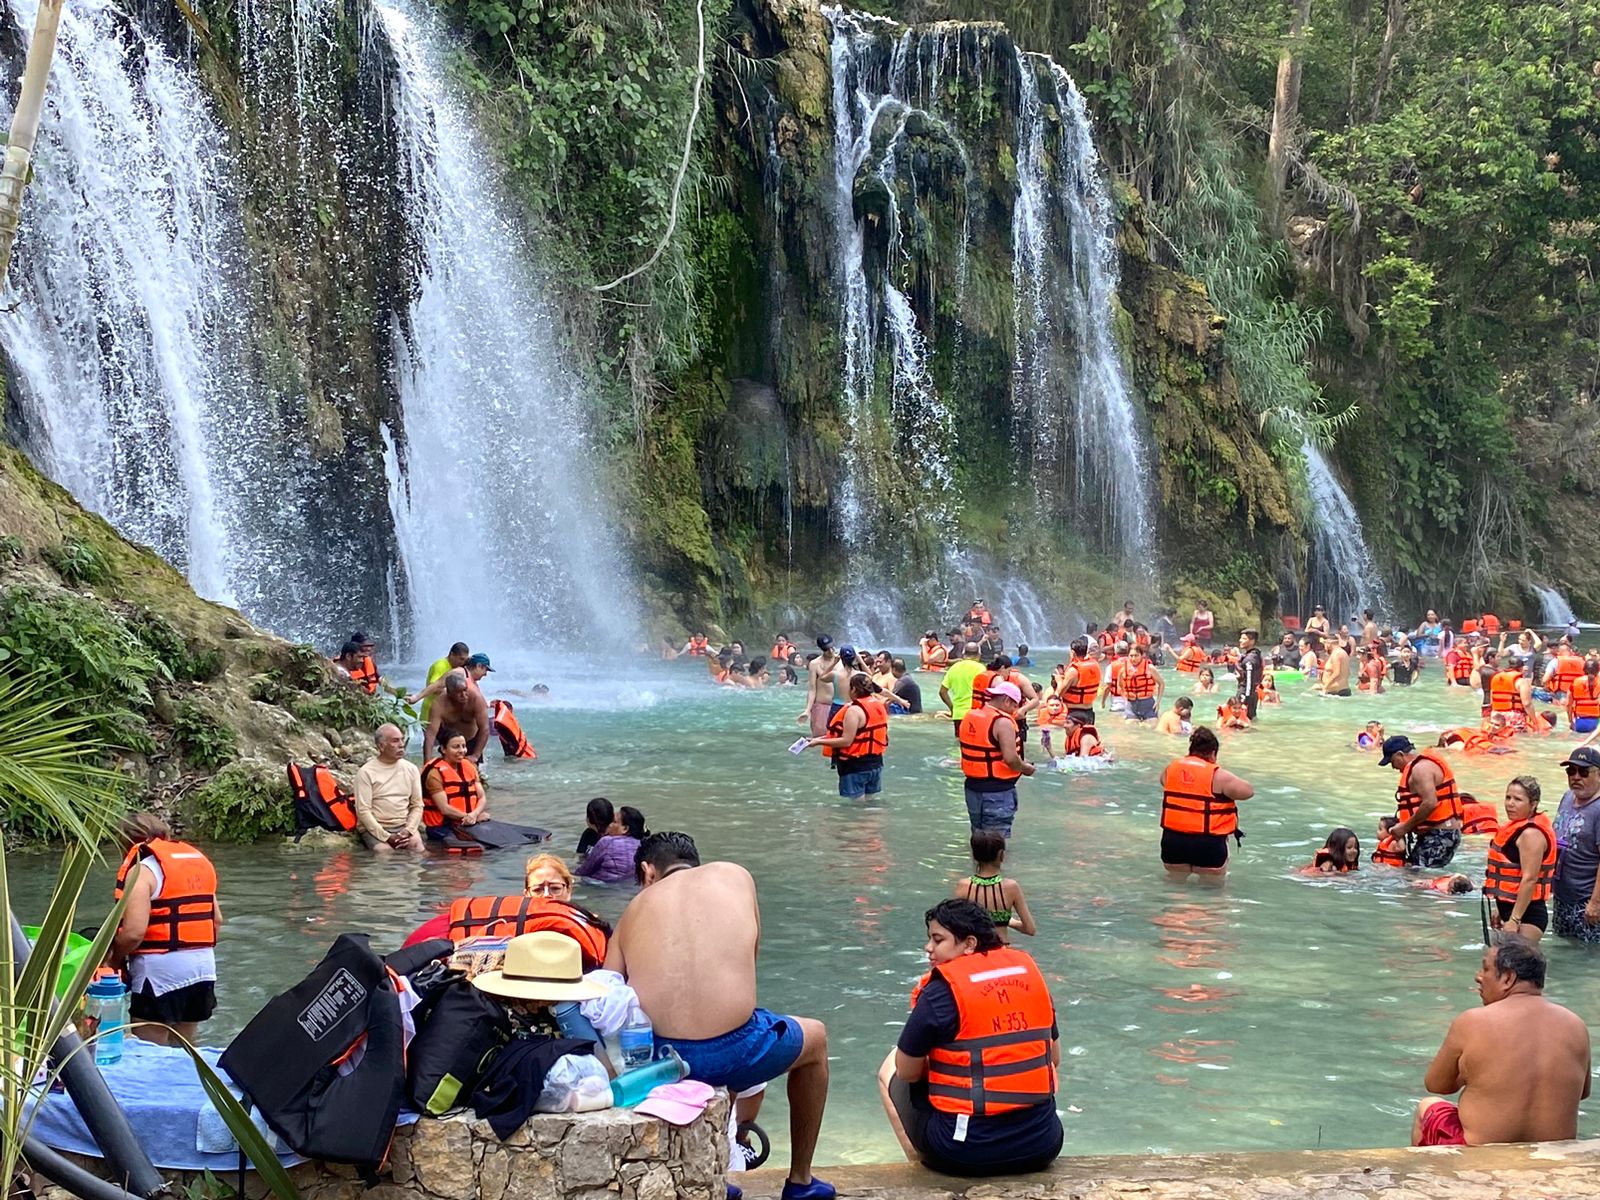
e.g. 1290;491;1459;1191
100;598;1600;1192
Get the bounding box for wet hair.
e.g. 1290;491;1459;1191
617;805;647;838
970;829;1006;866
1070;637;1089;656
747;656;768;673
1379;815;1399;832
848;671;875;698
437;726;466;749
779;665;799;684
1175;696;1193;711
449;641;470;656
925;898;1004;952
444;673;468;694
1508;775;1542;808
988;655;1011;671
119;812;170;846
1324;827;1359;860
524;853;573;892
1017;643;1029;655
1188;726;1220;758
1198;668;1215;682
891;657;907;675
339;640;362;659
635;830;700;883
1491;936;1546;988
586;797;615;830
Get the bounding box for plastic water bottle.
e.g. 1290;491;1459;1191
609;1048;689;1107
618;1003;654;1071
84;977;127;1066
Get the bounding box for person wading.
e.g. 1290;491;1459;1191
957;681;1035;837
1484;776;1556;943
1158;726;1253;879
1413;938;1589;1146
424;671;489;760
1235;629;1264;721
798;635;846;738
1380;735;1464;868
939;641;986;744
1552;746;1600;943
805;672;890;799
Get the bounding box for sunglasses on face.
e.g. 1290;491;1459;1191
1567;766;1595;777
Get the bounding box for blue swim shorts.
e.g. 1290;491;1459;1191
1576;717;1599;735
838;766;882;798
657;1009;805;1094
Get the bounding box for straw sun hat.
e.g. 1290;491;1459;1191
471;932;608;1002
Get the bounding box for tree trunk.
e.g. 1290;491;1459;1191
1369;0;1406;122
1265;0;1314;212
0;0;66;286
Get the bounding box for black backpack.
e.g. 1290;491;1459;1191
219;934;405;1173
407;978;512;1115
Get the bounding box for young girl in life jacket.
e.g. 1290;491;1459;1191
1308;827;1361;873
1217;694;1251;729
1356;720;1385;750
1257;673;1282;705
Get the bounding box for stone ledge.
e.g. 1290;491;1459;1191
741;1138;1600;1199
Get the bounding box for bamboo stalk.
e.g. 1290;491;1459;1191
0;0;66;286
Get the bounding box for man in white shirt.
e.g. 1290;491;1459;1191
355;724;424;851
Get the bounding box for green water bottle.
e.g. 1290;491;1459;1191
609;1047;688;1107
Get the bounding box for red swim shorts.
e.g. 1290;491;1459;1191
1416;1100;1467;1146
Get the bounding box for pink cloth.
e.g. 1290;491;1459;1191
634;1080;716;1125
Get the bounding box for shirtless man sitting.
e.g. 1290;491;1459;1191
605;832;832;1200
1414;938;1590;1146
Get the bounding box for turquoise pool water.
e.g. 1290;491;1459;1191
15;654;1600;1164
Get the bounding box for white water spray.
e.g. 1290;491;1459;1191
373;0;636;652
1301;439;1390;622
1533;584;1575;627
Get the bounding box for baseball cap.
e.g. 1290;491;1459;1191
840;644;856;661
816;635;834;650
1560;747;1600;771
468;653;494;671
1378;735;1415;766
988;681;1022;703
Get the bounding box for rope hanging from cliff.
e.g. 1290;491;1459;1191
592;0;706;293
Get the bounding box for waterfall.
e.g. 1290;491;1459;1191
372;0;636;652
1301;439;1390;622
0;0;257;606
1533;584;1575;627
1012;54;1152;571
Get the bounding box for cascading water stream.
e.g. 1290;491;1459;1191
0;0;258;605
371;0;637;653
1300;439;1390;622
1533;584;1576;627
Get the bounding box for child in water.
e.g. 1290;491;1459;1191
1373;816;1407;866
954;830;1036;942
1356;720;1385;750
576;797;616;858
1257;673;1282;705
1195;668;1219;695
1311;827;1361;873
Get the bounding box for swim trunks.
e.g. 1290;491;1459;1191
656;1009;805;1095
1576;717;1599;735
964;786;1019;837
1327;688;1352;698
1128;698;1157;721
1414;1100;1466;1146
130;978;217;1026
838;766;882;798
1494;897;1549;932
809;703;832;737
1160;829;1228;870
1552;897;1600;944
1407;827;1462;869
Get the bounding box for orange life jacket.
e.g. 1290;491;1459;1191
1037;696;1067;728
1064;722;1104;757
1572;675;1600;720
489;699;537;759
823;696;889;762
1448;649;1476;682
959;706;1022;783
1135;630;1152;649
1395;750;1463;829
1489;669;1525;713
920;641;947;669
347;654;379;695
1106;659;1128;698
1097;629;1117;650
1217;702;1250;729
1159;755;1235;836
1312;848;1355;873
1480;614;1501;636
1442;726;1492;754
445;896;609;967
1122;660;1158;702
1175;647;1205;673
1461;619;1480;634
1372;836;1407;867
1461;800;1500;835
688;635;709;656
770;640;792;661
1482;813;1556;904
114;839;218;954
421;757;483;826
1060;658;1101;708
923;947;1056;1117
287;762;358;833
1550;653;1585;696
971;670;995;703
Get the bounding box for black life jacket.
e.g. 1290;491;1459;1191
219;933;405;1174
288;762;357;839
407;978;512;1116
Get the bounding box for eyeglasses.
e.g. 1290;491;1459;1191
527;881;569;896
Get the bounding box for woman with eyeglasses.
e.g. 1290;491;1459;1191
1552;749;1600;943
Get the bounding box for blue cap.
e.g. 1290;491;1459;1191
840;644;856;660
468;653;494;671
1378;735;1415;766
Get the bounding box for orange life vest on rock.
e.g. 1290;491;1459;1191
1060;658;1100;708
923;947;1056;1117
959;707;1022;783
823;696;889;763
422;757;483;826
1395;750;1462;829
489;699;537;759
446;896;610;967
1482;813;1556;904
1480;614;1501;636
114;839;219;954
287;762;358;833
1159;755;1235;836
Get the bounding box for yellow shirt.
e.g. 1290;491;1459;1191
421;656;452;722
941;659;984;720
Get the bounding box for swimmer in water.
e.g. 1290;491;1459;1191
1156;696;1194;736
1195;668;1219;695
1311;827;1361;873
1373;816;1408;866
953;830;1036;942
1419;874;1474;894
778;665;799;687
1357;720;1385;750
1257;673;1281;705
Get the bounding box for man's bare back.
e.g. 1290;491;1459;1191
606;861;761;1040
1438;995;1590;1143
